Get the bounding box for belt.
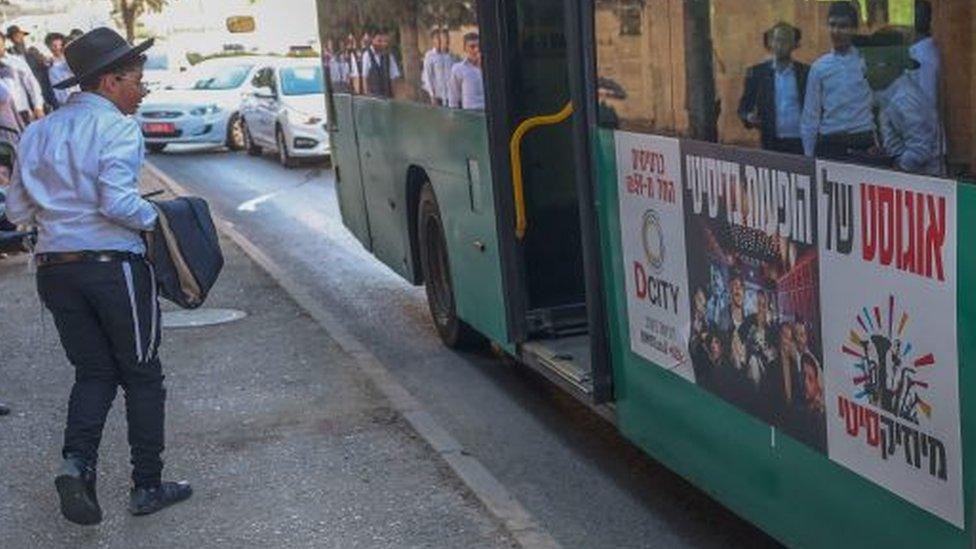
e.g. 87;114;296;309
35;250;143;268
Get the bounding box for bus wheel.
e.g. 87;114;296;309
417;182;481;349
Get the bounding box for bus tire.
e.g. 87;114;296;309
417;182;482;349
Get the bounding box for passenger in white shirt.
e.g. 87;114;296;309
862;32;940;175
800;2;875;160
352;31;401;98
909;0;945;173
422;28;458;106
448;32;484;111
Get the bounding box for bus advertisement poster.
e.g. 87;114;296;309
680;141;826;453
817;161;963;528
615;132;693;381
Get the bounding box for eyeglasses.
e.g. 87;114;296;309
115;75;148;93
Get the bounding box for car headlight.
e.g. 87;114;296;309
190;105;221;116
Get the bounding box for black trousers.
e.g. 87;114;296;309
37;258;164;489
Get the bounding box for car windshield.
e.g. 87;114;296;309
279;66;323;96
188;64;252;90
144;54;168;71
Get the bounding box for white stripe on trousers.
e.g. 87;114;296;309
146;260;158;360
121;261;144;364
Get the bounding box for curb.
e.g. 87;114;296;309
144;162;562;549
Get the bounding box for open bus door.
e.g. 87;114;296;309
478;0;612;404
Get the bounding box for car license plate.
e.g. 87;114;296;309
142;122;175;134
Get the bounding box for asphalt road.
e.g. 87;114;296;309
149;145;780;549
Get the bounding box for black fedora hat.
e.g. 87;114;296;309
53;27;153;90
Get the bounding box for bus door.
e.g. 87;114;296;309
479;0;612;402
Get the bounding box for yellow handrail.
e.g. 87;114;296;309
509;101;574;240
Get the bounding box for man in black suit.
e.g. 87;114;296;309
738;23;809;154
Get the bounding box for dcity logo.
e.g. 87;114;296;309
641;209;665;272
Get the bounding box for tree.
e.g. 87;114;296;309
113;0;167;43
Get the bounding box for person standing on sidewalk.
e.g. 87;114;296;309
5;27;191;526
0;32;43;125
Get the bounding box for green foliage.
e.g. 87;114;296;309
318;0;477;41
112;0;168;42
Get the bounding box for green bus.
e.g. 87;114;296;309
315;0;976;545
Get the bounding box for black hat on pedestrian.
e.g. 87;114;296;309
53;27;154;90
5;25;28;39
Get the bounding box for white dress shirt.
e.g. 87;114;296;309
351;48;401;80
422;48;457;102
800;47;875;156
448;58;484;110
877;73;940;176
49;58;78;106
909;37;940;107
0;53;42;113
6;92;157;254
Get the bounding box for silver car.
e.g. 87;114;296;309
240;58;330;167
136;57;276;153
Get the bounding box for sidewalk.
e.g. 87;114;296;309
0;188;516;547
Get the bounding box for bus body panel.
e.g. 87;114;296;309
338;97;510;346
332;94;372;249
595;128;974;548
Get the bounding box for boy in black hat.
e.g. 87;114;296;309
738;22;810;154
5;27;191;526
800;1;877;161
860;31;940;174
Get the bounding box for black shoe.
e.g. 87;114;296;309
54;457;101;526
0;401;9;416
128;481;192;516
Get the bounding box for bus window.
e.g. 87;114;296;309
595;0;975;177
319;1;484;110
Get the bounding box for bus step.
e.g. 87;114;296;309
520;336;593;398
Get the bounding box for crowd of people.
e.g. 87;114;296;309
0;26;83;417
0;25;84;146
738;0;944;175
689;271;827;451
321;27;485;111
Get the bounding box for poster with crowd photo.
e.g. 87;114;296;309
818;161;963;528
615;132;694;381
681;142;826;453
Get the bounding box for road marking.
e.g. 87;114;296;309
145;162;562;549
237;191;279;212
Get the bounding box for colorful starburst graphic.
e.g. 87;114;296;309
841;294;935;424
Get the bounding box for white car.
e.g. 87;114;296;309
135;57;276;153
142;49;188;92
239;58;330;167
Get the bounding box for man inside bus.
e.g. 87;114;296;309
800;1;876;162
861;32;940;175
422;28;457;107
448;32;484;111
738;22;809;155
910;0;945;173
356;30;401;99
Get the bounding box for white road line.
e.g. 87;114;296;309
145;161;562;549
237;191;280;212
